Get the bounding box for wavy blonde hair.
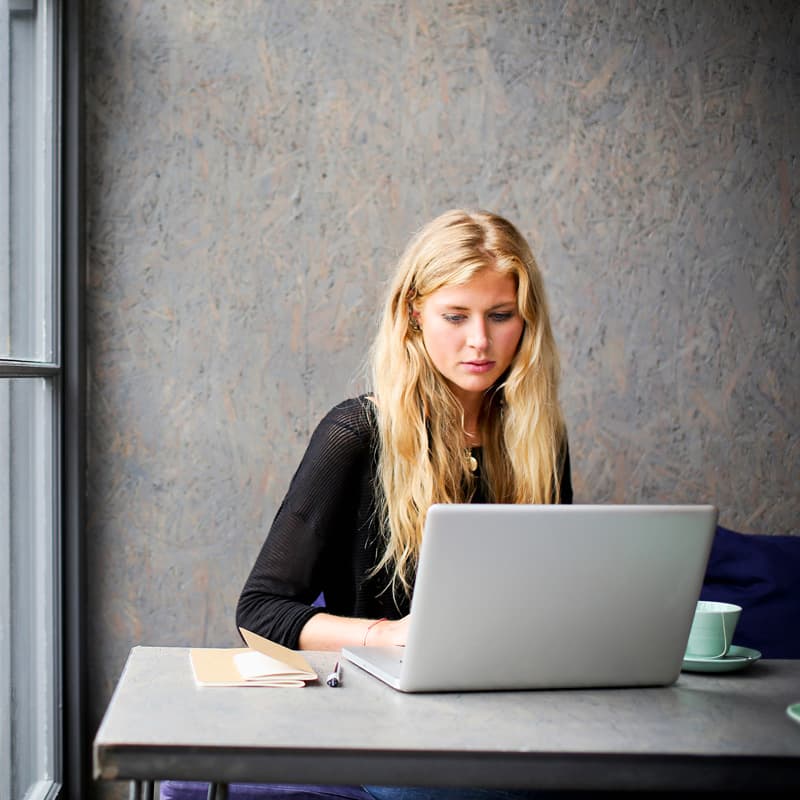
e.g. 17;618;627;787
369;209;567;597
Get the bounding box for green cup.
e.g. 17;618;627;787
685;600;742;658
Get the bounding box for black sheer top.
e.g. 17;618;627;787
236;396;572;648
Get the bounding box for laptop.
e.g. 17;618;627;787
342;503;718;692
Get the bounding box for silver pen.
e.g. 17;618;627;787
326;660;342;687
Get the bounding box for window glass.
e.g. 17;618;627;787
1;0;56;362
0;377;59;800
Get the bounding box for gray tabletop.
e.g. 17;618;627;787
94;647;800;791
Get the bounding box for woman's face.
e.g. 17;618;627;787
414;268;524;409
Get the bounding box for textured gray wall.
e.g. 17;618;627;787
85;0;798;793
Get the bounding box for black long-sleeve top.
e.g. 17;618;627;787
236;396;573;648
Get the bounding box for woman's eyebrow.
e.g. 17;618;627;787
438;300;516;311
488;300;517;309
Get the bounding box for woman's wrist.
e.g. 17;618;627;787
363;617;388;646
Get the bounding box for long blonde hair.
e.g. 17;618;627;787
369;209;567;597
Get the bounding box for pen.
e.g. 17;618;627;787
326;660;342;687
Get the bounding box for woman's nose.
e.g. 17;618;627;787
467;318;489;350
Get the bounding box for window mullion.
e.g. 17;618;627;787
0;360;60;377
0;4;15;798
37;0;59;362
0;3;10;358
0;379;12;800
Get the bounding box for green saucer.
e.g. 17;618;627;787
681;644;761;673
787;703;800;725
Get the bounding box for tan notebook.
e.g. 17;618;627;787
189;628;318;688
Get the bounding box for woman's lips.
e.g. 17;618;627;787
461;360;495;374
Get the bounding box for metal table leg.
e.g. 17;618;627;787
130;779;155;800
206;783;229;800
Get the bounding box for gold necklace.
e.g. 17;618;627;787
465;447;478;473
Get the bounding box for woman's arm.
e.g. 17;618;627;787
298;613;409;650
237;399;380;648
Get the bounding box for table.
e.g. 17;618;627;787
94;647;800;794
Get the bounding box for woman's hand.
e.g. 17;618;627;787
365;615;410;647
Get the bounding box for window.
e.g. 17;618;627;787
0;1;80;798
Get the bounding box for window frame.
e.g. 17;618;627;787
61;0;86;797
0;0;85;798
1;0;63;793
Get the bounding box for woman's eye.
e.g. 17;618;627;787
489;311;514;322
443;314;466;324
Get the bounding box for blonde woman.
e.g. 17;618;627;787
237;209;572;654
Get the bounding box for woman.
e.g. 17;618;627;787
237;208;572;653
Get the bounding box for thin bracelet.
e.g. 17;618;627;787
363;617;388;646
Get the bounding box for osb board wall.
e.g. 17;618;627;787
85;0;798;785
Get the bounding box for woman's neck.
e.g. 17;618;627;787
462;408;482;447
450;386;484;446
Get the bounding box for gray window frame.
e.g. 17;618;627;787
1;1;85;798
61;0;86;796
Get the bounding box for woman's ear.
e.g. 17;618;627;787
408;306;422;333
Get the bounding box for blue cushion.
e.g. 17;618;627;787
699;525;800;658
160;782;372;800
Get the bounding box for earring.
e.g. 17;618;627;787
409;316;421;333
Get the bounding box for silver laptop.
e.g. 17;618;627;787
342;503;718;692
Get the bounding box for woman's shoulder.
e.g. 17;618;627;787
314;395;377;449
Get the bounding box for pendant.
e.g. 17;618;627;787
465;448;478;473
